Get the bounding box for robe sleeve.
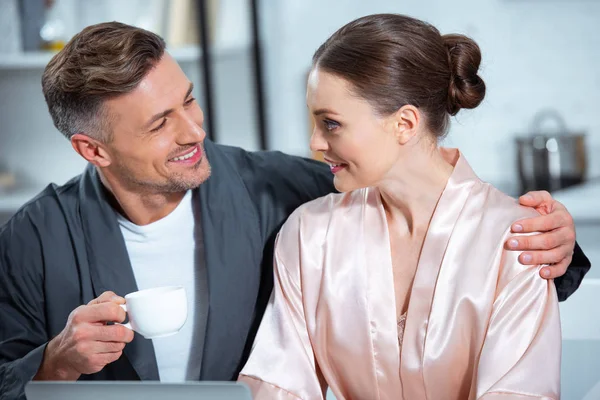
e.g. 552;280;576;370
238;229;327;400
0;213;49;400
555;241;590;302
475;243;561;400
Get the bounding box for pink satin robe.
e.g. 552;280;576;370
239;150;561;400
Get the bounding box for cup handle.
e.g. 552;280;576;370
117;304;132;330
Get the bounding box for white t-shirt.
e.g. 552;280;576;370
117;190;208;382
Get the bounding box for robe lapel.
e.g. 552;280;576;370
198;140;263;380
78;166;159;380
362;187;404;399
399;149;476;399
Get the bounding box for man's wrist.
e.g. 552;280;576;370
33;338;80;381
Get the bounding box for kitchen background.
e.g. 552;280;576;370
0;0;598;398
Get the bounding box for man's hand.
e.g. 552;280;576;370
34;291;134;381
505;190;576;279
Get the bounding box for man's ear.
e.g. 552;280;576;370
71;133;112;167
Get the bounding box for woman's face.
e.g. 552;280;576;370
307;68;404;192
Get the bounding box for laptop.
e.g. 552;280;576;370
25;381;252;400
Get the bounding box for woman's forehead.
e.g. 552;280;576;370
308;70;353;105
307;70;374;118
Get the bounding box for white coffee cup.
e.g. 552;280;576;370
119;286;187;339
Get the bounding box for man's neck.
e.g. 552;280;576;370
98;170;188;226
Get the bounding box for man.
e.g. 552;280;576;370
0;22;590;399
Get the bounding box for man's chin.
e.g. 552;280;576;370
170;163;212;191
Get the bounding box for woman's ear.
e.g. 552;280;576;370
71;133;112;167
393;105;420;145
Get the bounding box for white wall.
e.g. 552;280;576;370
262;0;600;195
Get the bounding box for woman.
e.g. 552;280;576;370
239;14;560;399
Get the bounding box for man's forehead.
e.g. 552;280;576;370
106;55;190;121
133;54;188;102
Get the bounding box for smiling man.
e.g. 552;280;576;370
0;22;590;400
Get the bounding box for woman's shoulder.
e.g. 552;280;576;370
475;182;540;225
287;188;367;224
275;189;367;257
474;183;547;285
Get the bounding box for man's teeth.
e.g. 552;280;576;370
329;163;342;167
172;147;198;161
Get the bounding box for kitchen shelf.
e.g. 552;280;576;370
0;44;247;70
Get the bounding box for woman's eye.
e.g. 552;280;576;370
323;119;340;131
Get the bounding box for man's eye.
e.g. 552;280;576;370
151;119;167;132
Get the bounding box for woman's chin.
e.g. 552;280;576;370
333;176;361;193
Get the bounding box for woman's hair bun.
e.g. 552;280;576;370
443;34;486;115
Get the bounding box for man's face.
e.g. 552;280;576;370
100;53;210;193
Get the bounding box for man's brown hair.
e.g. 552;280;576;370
42;21;166;142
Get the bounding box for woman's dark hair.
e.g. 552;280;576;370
312;13;486;138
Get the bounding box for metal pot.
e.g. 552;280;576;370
515;109;587;194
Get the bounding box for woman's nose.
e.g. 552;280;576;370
310;128;328;153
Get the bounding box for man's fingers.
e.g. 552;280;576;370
75;339;126;355
511;212;567;233
93;341;127;354
95;324;135;343
518;245;573;266
506;228;573;251
88;291;125;306
71;302;126;324
519;190;553;207
540;257;571;280
71;323;134;346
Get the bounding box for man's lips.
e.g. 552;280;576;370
169;145;201;162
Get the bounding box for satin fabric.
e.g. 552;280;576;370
239;150;561;400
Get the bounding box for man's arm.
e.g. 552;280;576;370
240;149;336;209
266;151;336;202
554;242;590;302
0;212;135;400
0;215;49;400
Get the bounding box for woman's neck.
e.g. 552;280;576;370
377;144;454;236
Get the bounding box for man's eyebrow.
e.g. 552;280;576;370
145;108;173;130
184;83;194;101
144;83;195;129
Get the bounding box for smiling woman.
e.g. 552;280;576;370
240;13;562;400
